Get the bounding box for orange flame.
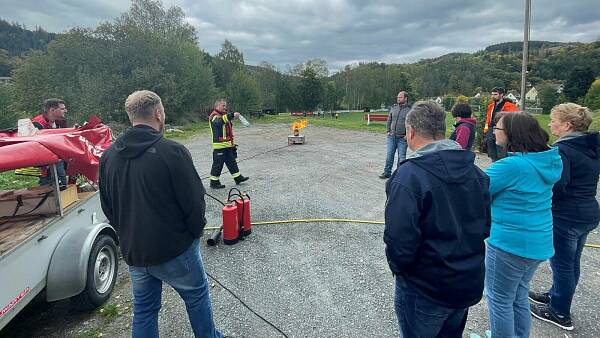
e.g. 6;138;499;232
291;119;309;131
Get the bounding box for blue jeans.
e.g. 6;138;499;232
485;244;543;338
384;135;408;176
128;240;222;338
39;161;67;187
549;225;591;317
395;277;468;338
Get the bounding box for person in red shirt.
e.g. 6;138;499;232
483;87;519;161
31;98;68;129
449;103;477;150
31;98;68;186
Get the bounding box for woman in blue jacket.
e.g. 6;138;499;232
529;103;599;331
484;113;562;338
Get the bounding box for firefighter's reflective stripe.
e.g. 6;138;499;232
209;112;234;149
209;175;220;181
15;167;43;176
232;172;241;178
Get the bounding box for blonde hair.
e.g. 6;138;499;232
124;90;162;121
550;103;593;132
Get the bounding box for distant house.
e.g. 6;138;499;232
505;91;520;105
556;83;564;94
545;82;564;95
526;87;538;101
0;77;11;86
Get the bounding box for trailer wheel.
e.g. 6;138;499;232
73;234;118;310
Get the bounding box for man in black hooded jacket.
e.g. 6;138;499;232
384;101;491;337
99;90;222;338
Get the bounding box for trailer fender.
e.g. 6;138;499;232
46;218;118;302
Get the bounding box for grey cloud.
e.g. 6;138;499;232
1;0;598;71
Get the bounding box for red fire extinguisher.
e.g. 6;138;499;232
222;202;240;245
207;188;252;246
231;190;251;237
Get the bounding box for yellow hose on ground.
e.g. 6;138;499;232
204;218;600;249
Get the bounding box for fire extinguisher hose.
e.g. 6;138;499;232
203;218;600;249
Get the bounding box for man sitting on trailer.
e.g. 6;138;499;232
31;98;69;187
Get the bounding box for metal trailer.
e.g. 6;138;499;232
0;164;119;331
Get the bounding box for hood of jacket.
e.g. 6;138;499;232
510;147;563;185
456;117;477;126
556;132;599;160
114;124;163;159
407;140;475;183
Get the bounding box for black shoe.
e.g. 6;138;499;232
210;180;225;189
530;303;574;331
528;291;550;305
234;175;249;185
379;173;390;179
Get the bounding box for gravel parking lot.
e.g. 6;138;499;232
2;123;598;338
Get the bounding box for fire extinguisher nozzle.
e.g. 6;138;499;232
207;229;222;246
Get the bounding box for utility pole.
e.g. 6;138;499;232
520;0;531;111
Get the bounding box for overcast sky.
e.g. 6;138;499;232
2;0;599;72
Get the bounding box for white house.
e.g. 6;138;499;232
526;87;538;101
505;92;519;105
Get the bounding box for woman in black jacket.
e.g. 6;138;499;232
529;103;600;331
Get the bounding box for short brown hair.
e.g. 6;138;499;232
550;103;593;132
451;103;472;118
43;98;65;113
499;113;550;153
124;90;162;121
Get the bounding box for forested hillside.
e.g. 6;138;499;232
0;19;57;76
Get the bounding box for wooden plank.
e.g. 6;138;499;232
0;216;56;257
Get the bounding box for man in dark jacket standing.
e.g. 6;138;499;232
384;101;491;337
380;91;411;179
99;90;222;338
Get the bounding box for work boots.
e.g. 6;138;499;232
210;180;225;189
234;175;250;185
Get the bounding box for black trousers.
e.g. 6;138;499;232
210;148;240;179
486;132;507;162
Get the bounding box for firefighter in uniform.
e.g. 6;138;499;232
209;99;249;189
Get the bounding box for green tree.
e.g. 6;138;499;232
213;40;244;88
300;67;322;110
0;84;23;128
563;67;596;102
12;0;215;124
584;79;600;110
226;70;260;115
322;80;341;111
254;61;280;109
538;84;559;114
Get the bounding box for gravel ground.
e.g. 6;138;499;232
1;123;599;338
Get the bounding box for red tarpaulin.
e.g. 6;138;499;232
0;116;112;182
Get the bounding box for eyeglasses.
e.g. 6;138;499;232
493;127;504;131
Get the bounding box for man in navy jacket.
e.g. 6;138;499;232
384;101;491;337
